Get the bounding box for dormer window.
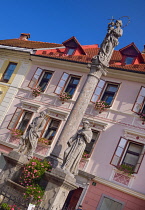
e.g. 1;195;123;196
124;57;134;64
67;48;75;55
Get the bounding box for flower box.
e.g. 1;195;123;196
59;92;71;103
95;100;110;113
32;87;42;97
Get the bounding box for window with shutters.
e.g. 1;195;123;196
91;80;119;106
28;68;53;92
42;118;61;143
54;72;80;97
1;62;17;83
132;86;145;114
97;195;124;210
110;137;145;173
7;108;33;133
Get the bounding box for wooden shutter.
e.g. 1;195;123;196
54;73;69;94
91;79;105;103
134;145;145;173
28;68;43;88
132;86;145;113
111;137;128;166
7;108;23;130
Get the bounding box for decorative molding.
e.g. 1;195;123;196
83;117;108;131
47;107;69;121
21;100;42;112
94;176;145;200
124;129;145;143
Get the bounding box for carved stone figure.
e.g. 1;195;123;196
61;120;92;175
14;111;46;159
92;20;123;67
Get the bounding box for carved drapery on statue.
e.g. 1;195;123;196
92;19;123;68
61;120;92;175
14;111;46;159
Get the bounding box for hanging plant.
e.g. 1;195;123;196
116;164;134;176
19;158;52;204
82;152;90;159
95;100;110;113
38;137;52;146
59;92;71;103
32;86;42;97
10;128;23;138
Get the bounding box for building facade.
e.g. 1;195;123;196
0;35;145;210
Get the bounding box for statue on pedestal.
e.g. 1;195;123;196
92;19;123;67
61;120;92;175
14;111;46;159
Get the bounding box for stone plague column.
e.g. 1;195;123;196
51;19;123;163
41;19;124;210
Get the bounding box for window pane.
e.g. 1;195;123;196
98;79;105;88
62;73;69;81
119;138;127;148
67;49;75;55
101;95;113;105
38;72;52;92
128;143;142;154
116;147;123;157
17;111;33;132
59;80;66;88
91;94;99;102
123;153;139;166
65;77;80;96
3;63;17;81
125;57;134;64
106;85;118;92
55;86;62;94
44;119;60;140
94;87;102;95
100;197;122;210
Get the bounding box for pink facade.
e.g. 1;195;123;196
0;37;145;209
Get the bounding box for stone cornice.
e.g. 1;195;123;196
93;176;145;200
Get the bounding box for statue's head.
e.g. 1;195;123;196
82;120;90;129
116;20;122;27
40;111;46;117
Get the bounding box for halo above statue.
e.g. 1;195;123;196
108;16;130;28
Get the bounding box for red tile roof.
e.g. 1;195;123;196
0;37;145;73
0;39;62;49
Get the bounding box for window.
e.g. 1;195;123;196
7;108;33;133
91;80;119;106
132;86;145;114
111;137;145;173
2;62;17;82
122;142;143;169
97;195;124;210
43;118;60;142
28;68;53;92
84;130;99;155
101;84;119;105
17;111;33;132
124;57;134;64
67;48;75;55
55;73;80;97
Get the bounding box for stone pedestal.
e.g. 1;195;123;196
40;168;78;210
0;151;28;187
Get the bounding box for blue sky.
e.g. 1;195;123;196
0;0;145;51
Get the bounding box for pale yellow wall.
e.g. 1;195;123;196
0;85;8;104
0;60;21;84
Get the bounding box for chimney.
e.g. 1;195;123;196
19;33;30;40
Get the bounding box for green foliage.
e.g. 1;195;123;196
117;164;134;175
0;203;11;210
24;184;44;204
19;158;52;204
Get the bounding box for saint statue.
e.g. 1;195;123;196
61;120;92;175
92;19;123;67
14;111;46;159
